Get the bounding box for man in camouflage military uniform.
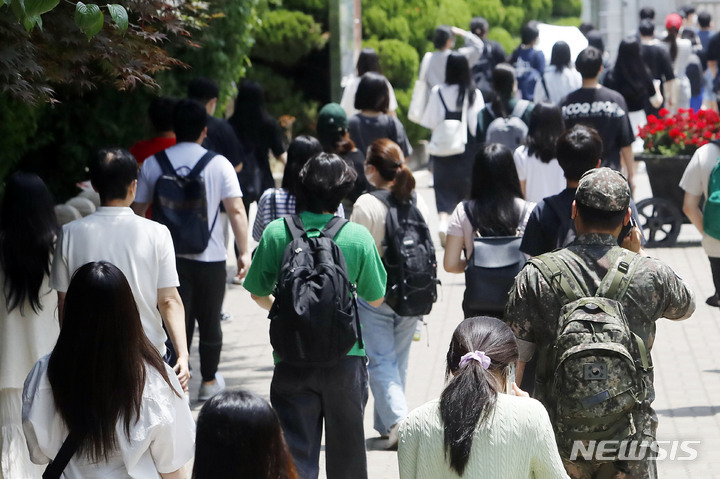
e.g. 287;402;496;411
505;168;695;479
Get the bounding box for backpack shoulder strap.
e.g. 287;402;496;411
541;74;551;99
511;99;531;118
154;150;175;176
438;90;450;113
322;216;348;239
284;215;306;240
463;200;478;232
516;202;532;236
369;189;392;207
188;150;217;178
596;248;641;300
528;251;587;303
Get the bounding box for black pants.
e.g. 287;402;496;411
709;257;720;297
271;356;369;479
177;258;226;382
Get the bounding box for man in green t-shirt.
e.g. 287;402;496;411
244;153;386;479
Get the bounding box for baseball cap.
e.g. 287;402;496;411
666;13;683;30
575;167;631;212
317;103;348;137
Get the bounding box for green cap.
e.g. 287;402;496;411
317;103;348;137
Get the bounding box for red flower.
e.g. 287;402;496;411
647;114;658;124
704;130;714;139
659;108;670;117
669;127;682;139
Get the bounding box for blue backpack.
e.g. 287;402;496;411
151;150;219;255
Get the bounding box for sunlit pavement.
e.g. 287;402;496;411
186;164;719;479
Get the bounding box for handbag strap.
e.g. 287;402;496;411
43;432;80;479
515;202;532;236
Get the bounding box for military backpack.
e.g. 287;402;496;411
530;248;651;458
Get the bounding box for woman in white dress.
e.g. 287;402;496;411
533;41;582;105
0;173;59;479
23;261;195;478
398;316;569;479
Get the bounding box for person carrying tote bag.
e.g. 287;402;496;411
421;52;484;246
443;143;534;318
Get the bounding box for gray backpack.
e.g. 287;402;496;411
484;100;530;149
530;248;651;458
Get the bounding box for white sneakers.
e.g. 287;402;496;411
197;372;226;401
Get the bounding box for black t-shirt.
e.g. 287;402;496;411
560;87;634;171
707;31;720;67
602;69;655;112
640;42;675;115
342;149;370;203
203;115;243;167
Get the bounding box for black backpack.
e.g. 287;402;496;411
269;215;362;366
471;43;495;97
152;150;219;255
370;190;438;317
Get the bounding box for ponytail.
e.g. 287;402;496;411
440;358;498;476
440;316;519;476
665;28;678;62
390;165;415;202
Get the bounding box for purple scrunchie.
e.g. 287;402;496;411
459;351;491;369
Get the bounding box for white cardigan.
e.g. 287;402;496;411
398;394;570;479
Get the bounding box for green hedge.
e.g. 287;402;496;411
364;38;419;90
252;10;327;67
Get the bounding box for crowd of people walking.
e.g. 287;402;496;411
5;4;720;479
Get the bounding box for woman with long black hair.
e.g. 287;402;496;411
192;390;297;479
443;144;533;318
228;80;286;209
476;63;534;145
533;41;582;104
513;103;566;202
421;52;484;245
398;316;568;478
0;172;59;479
603;36;656;142
23;261;194;478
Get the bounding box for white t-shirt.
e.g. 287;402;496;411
532;66;582;105
50;207;179;356
135;142;243;263
350;191;431;254
420;84;484;136
513;145;566;203
447;197;534;255
23;356;195;479
679;142;720;257
340;75;398;117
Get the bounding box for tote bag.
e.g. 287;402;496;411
427;90;468;157
408;53;431;124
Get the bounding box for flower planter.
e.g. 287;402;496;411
633;154;692;247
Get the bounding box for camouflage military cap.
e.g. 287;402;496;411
575;167;630;212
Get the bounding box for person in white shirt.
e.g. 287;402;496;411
513;103;567;202
23;261;194;479
421;52;485;245
398;316;569;479
132;100;250;402
51;148;190;392
533;41;582;104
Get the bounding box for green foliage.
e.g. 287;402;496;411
74;2;103;39
466;0;505;27
0;95;44;181
502;6;525;34
552;0;583;18
487;26;517;54
364;6;410;40
364;39;418;90
281;0;328;24
158;0;261;113
252;9;326;67
552;16;582;27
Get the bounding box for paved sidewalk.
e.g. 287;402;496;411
185;168;719;479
